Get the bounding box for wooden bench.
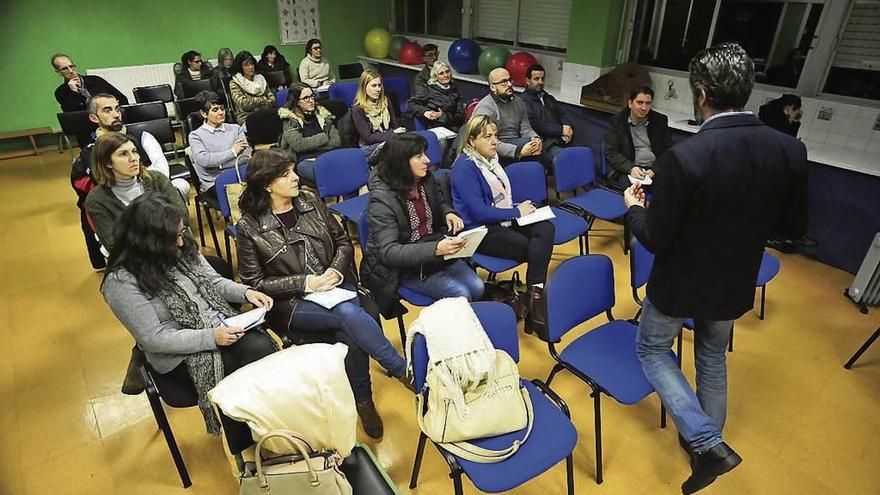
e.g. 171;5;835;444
0;127;56;160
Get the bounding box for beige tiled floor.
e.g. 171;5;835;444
1;150;879;494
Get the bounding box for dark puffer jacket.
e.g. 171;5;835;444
407;83;466;131
360;171;456;318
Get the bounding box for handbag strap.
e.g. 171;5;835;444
233;153;245;184
417;384;534;463
254;430;319;487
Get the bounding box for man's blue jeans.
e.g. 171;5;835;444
637;298;733;452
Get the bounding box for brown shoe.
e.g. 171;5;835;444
524;286;547;339
356;400;384;438
121;346;146;395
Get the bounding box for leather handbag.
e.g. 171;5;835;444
416;349;534;463
239;430;352;495
225;154;247;225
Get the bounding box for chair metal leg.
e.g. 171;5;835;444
203;204;221;258
623;222;630;255
224;231;232;265
592;390;603;484
677;329;684;368
546;363;564;386
396;315;407;349
660;403;667;429
140;368;192;488
194;200;206;247
728;324;734;353
409;432;428;489
451;470;465;495
759;284;767;320
566;453;575;495
845;326;880;369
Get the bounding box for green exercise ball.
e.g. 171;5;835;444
389;36;409;60
364;27;392;58
478;45;511;77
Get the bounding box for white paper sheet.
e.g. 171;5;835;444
303;287;358;309
516;205;556;226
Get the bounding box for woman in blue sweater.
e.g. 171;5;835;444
450;115;554;335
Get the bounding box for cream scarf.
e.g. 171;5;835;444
232;73;268;96
363;100;390;132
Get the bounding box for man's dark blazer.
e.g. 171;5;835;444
54;75;129;112
626;113;808;321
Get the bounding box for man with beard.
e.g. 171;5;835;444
472;68;544;165
520;64;572;160
624;43;807;493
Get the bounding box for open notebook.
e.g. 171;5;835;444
222;307;267;331
444;226;489;260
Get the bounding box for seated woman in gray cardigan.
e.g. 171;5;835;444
101;194;276;434
85;132;189;255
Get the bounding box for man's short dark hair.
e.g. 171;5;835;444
526;64;545;80
50;53;69;69
195;90;222;113
689;42;754;111
629;85;655;101
422;43;438;54
87;93;118;114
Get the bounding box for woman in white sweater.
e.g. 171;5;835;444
298;38;335;89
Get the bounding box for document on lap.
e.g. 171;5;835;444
428;126;457;140
516;205;555;226
443;226;489;260
303;287;358;309
223;307;267;330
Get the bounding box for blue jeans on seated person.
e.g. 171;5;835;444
401;259;484;301
637;297;733;453
290;283;406;403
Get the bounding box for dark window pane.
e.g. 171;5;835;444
427;0;462;38
407;0;425;34
630;0;657;62
651;0;716;71
824;67;880;101
395;1;407;32
712;1;783;73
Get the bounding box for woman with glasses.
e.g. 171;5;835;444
351;69;406;157
229;50;276;124
278;83;341;184
101;193;276;435
408;61;465;132
298;39;335;89
86;133;189;254
174;50;214;98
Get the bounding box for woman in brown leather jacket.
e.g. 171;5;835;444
235;148;408;439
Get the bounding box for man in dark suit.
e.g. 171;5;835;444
604;85;672;189
624;43;807;494
52;53;128;112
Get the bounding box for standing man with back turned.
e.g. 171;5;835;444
624;43;807;494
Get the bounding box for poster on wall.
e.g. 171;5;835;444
278;0;320;45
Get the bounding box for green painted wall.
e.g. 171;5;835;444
769;3;807;66
565;0;625;67
0;0;388;138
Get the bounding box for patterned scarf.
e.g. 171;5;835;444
363;99;391;132
405;182;433;242
156;256;237;435
232;72;268;96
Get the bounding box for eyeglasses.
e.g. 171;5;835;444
56;64;77;72
491;78;512;86
177;226;188;238
299;94;316;101
191;59;203;64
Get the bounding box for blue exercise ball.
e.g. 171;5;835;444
448;38;482;74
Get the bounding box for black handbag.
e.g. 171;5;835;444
481;272;525;319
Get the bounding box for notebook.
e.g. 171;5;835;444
516;205;556;226
443;225;489;260
303;287;358;309
223;307;267;331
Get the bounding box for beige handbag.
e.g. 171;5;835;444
416;349;534;463
225;154;247;225
239;430;352;495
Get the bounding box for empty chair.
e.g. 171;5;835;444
383;76;410;114
408;301;577;495
314;148;370;226
133;83;175;104
338;63;364;80
125;118;179;159
121;101;168;124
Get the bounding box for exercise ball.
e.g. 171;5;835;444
506;51;539;87
389;36;409;60
364;28;392;58
448;38;482;74
398;41;423;65
478;45;510;77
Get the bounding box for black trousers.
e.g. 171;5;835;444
476;221;555;285
80;209;106;269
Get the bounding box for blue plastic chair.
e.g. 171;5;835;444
553;147;629;254
543;255;665;484
408;302;577;495
756;250;780;320
413;130;442;167
413;117;427;131
506;161;590;254
383;76;410;114
328;81;358;107
314;148;371;227
356;211;437;347
214;162;248;263
275;88;289;108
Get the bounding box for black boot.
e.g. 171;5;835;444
356;400;384;439
681;442;742;494
515;290;530;323
524;286;546;338
121;346;145;395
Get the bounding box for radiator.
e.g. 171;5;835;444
849;233;880;306
88;58;218;103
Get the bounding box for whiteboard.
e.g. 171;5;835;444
278;0;321;45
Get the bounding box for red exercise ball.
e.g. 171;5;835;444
398;41;423;65
506;51;539;87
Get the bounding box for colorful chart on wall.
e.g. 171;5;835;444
278;0;320;45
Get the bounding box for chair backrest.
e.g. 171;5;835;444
321;98;349;122
553;146;595;193
126;118;175;146
356;210;369;251
412;302;519;391
383;76;410;113
214;162;248;219
328;82;358;107
57;110;97;137
186;112;204;136
314;148;370;198
133;84;174;104
121;101;168;124
465;98;480;119
545;255;616;342
244;108;283;147
431;168;452;204
630;237;654;290
180;78;214;98
505;161;547;204
413;118;427;131
176;97;202;122
338;63;364;80
184;153;203;191
413;130;442;166
264;70;287;88
275;88;289;108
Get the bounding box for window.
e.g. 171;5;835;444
822;1;880;101
394;0;572;52
629;0;825;89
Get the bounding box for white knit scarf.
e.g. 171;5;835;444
232;73;268;96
